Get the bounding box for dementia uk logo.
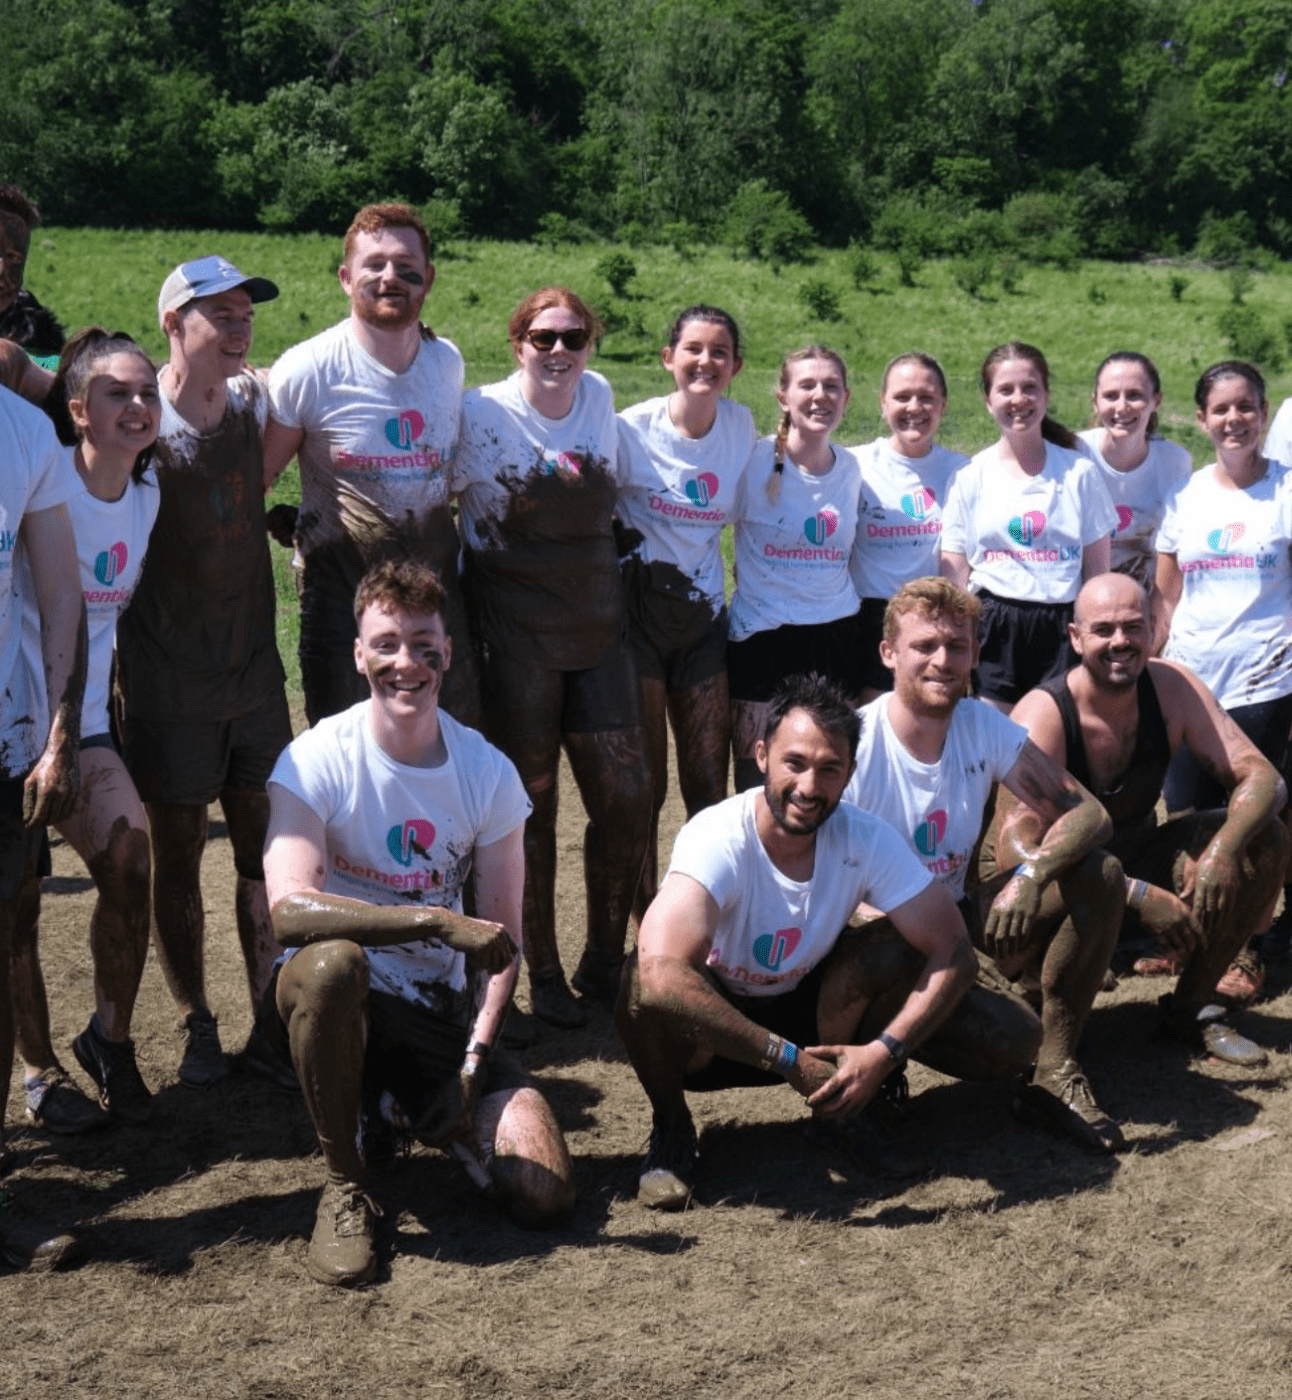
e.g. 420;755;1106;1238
753;926;802;971
386;818;436;866
1207;522;1245;554
1114;505;1134;536
684;472;720;508
803;507;839;545
541;451;583;479
914;809;947;856
900;486;935;520
383;408;425;450
1007;510;1046;546
94;541;128;585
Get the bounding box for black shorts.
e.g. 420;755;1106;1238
856;597;892;694
1163;692;1292;814
0;776;43;901
975;591;1073;705
122;690;294;806
480;631;642;735
623;558;728;691
727;613;865;705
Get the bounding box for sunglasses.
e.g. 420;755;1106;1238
523;327;592;353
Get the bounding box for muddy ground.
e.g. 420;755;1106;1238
5;748;1292;1399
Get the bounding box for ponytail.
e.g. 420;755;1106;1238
768;409;791;503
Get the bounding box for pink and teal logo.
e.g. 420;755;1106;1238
1207;522;1246;553
913;809;947;857
386;818;436;866
753;926;802;971
900;486;935;520
1008;510;1046;546
684;471;720;507
804;507;839;545
541;451;583;479
93;541;128;586
1114;505;1134;536
383;409;425;450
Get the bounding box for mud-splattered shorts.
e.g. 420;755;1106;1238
623;558;728;691
480;632;643;735
727;613;865;705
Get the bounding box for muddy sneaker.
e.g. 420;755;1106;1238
1158;993;1266;1067
72;1019;153;1125
0;1190;83;1271
177;1011;228;1088
1014;1063;1126;1154
1215;946;1266;1005
308;1181;380;1287
571;948;625;1007
820;1073;928;1180
25;1066;110;1135
530;970;588;1029
638;1115;698;1211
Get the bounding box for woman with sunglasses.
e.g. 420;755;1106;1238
453;287;651;1027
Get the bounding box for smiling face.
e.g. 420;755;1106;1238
755;708;854;837
1197;373;1267;458
516;304;592;410
1071;575;1149;693
881;362;946;458
70;351;161;462
985;356;1048;438
778;356;850;439
354;602;452;720
661;318;741;402
1093;361;1160;446
882;607;977;718
340;226;432;332
169;288;255;380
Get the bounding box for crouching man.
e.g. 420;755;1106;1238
616;673;1041;1211
262;560;574;1286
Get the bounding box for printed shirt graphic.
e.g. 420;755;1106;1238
268;320;464;560
0;389;80;779
843;695;1028;901
850;438;968;600
268;704;531;1004
453;370;624;669
1156;460;1292;707
1076;429;1192;592
616;395;758;613
728;439;862;641
667;789;931;997
19;449;160;738
941;443;1118;603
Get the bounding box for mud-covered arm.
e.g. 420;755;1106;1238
22;503;85;826
262;416;304;493
264;786;517;971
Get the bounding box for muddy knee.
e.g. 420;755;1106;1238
91;826;151;918
489;1087;576;1226
278;939;369;1021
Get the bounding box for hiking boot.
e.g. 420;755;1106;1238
1215;946;1266;1005
238;1025;298;1091
818;1072;928;1180
177;1011;228;1087
1014;1063;1126;1154
1158;993;1267;1067
638;1115;698;1211
530;970;588;1029
0;1190;83;1271
25;1065;110;1135
571;947;625;1007
308;1181;380;1287
72;1019;154;1125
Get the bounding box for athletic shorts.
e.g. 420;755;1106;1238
623;558;727;690
81;732;117;754
856;597;892;694
975;591;1073;705
1163;692;1292;815
480;631;642;735
122;690;293;806
0;776;44;901
727;613;865;705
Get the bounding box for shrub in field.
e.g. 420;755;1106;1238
895;242;922;288
1228;266;1253;305
660;220;704;259
872;194;950;258
1088;284;1107;305
594;251;637;297
535;212;595;247
1217;305;1284;369
998;256;1023;295
798;279;842;321
845;240;878;290
1195;210;1258;268
1169;274;1189;302
1002;191;1083;265
951;253;994;299
618;221;648;248
722;180;814;265
419;199;463;257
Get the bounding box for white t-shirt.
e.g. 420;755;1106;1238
668;789;931;998
1156;461;1292;707
728;439;862;641
1265;397;1292;468
850;438;968;600
616;395;757;613
268;320;464;559
0;390;81;779
843;695;1028;901
268;704;532;1006
941;444;1118;603
20;450;160;738
1076;429;1192;591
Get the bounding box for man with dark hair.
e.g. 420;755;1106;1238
846;576;1126;1153
264;202;479;728
617;672;1042;1211
1008;572;1288;1065
263;559;573;1286
0;185;64;361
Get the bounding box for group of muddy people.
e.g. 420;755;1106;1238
3;186;1292;1287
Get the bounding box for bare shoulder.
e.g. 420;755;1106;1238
1009;683;1065;758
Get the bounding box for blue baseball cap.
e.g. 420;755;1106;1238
157;255;279;328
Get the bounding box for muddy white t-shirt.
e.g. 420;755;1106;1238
0;389;80;779
616;395;757;614
1077;429;1192;592
20;449;160;738
453;370;623;670
1156;461;1292;707
843;695;1028;901
850;439;968;600
941;444;1117;603
668;788;931;997
269;703;531;1004
268;320;463;561
728;440;862;641
1266;397;1292;469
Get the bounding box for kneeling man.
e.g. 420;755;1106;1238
263;560;574;1286
1009;573;1288;1065
617;672;1042;1210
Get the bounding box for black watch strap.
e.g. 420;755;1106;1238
878;1031;908;1068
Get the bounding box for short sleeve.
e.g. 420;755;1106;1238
856;816;933;911
940;464;971;555
1076;459;1119;544
667;804;744;912
981;704;1030;780
267;349;309;431
1155;489;1182;555
1265;397;1292;468
267;727;342;826
26;411;79;514
474;746;533;847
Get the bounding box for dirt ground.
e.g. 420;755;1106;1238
5;746;1292;1400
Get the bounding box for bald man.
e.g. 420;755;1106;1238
1006;574;1288;1066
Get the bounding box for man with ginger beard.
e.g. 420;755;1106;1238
264;203;479;729
1008;572;1288;1066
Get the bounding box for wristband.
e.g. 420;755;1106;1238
1125;877;1148;910
1014;861;1039;883
878;1031;908;1068
761;1033;800;1078
467;1040;491;1061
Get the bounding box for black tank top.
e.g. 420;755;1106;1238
1038;668;1171;829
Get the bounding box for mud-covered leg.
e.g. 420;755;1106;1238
731;699;770;794
147;801;208;1019
669;672;729;817
10;871;54;1072
221;786;278;1016
632;676;670;926
0;895;16;1158
475;1086;576;1225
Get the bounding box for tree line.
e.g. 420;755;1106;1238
3;0;1289;263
